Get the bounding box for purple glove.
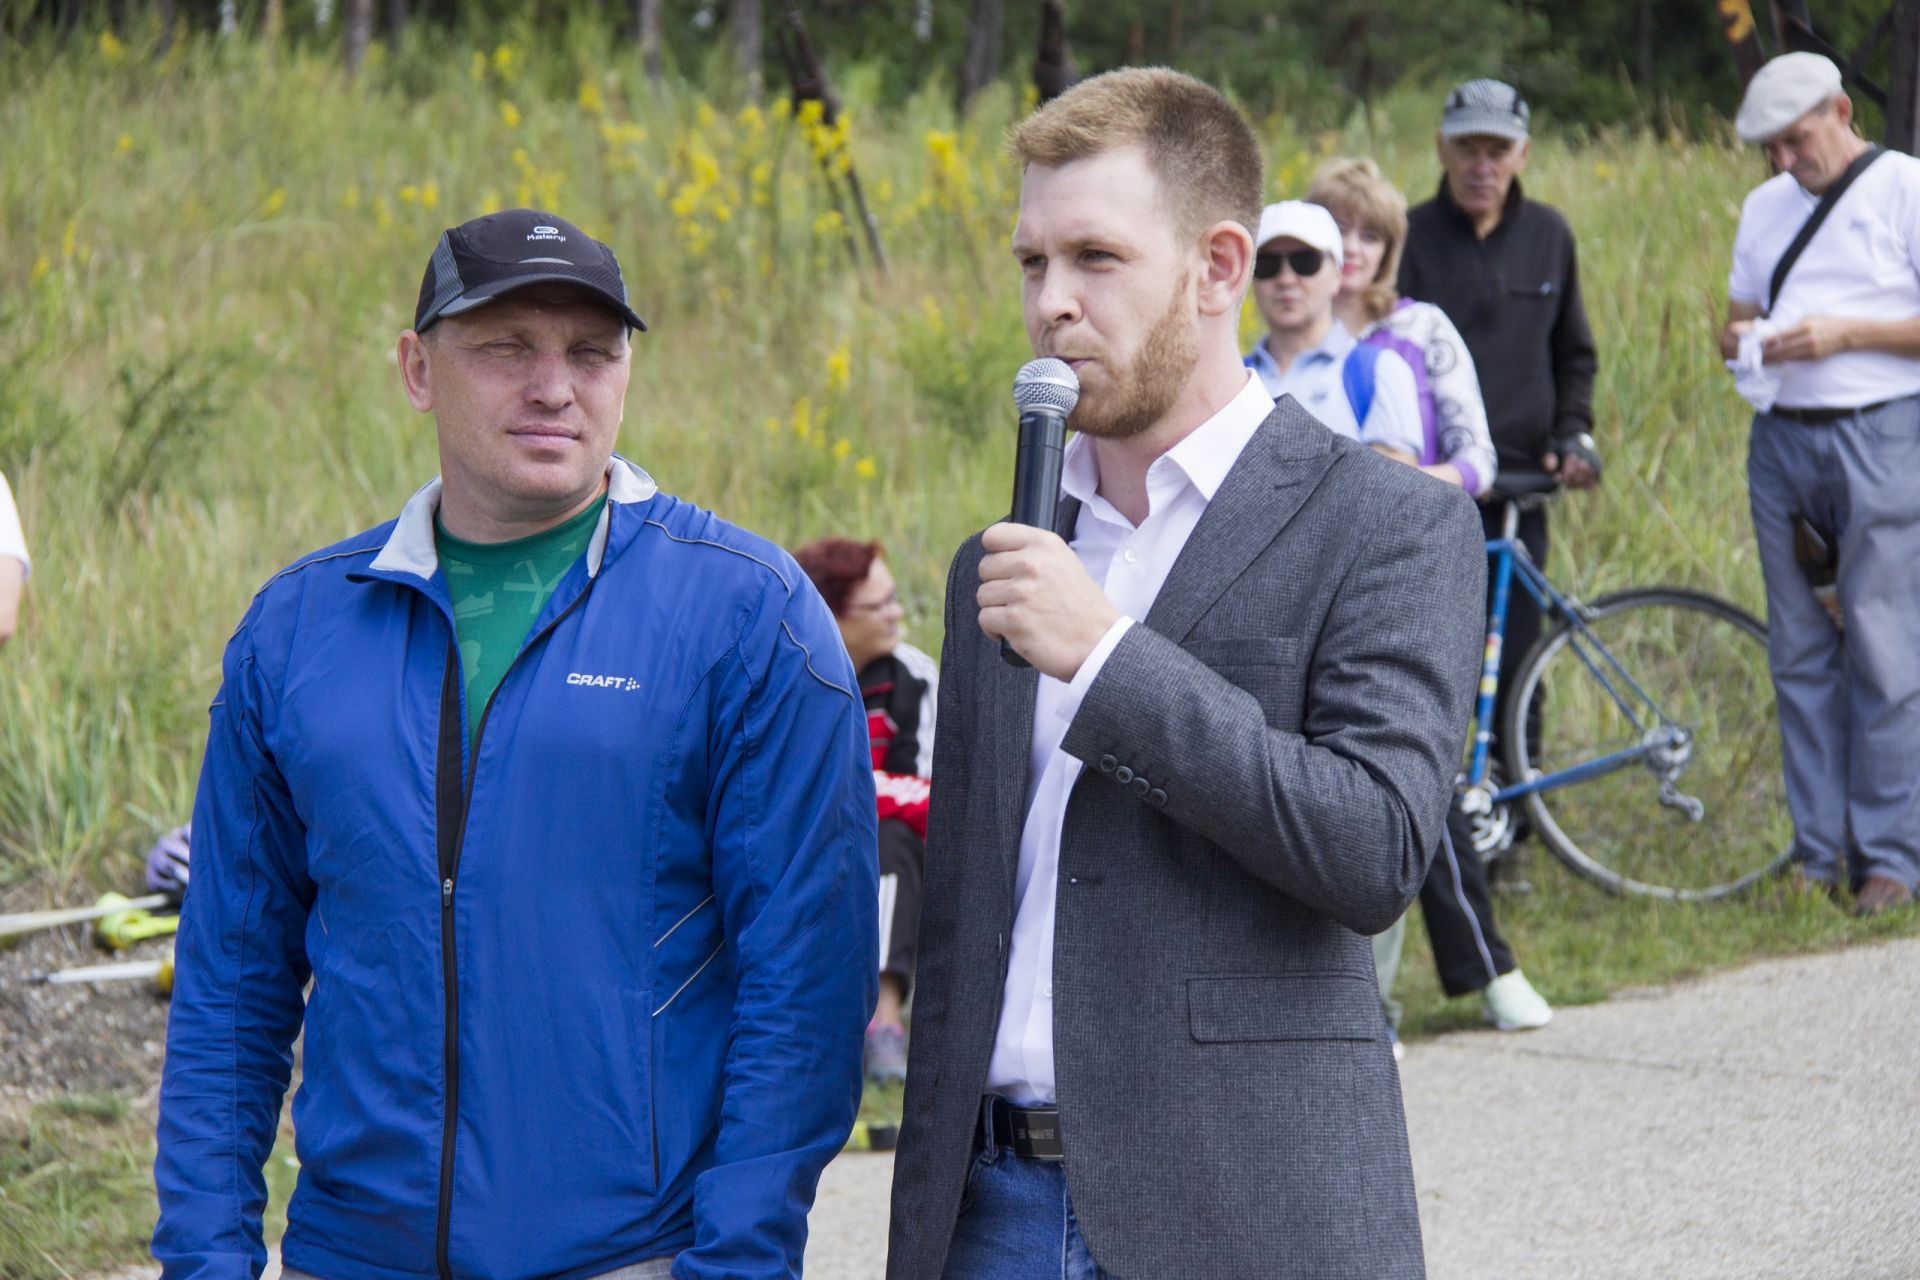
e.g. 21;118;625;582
144;823;191;899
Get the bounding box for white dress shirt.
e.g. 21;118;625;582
984;370;1275;1106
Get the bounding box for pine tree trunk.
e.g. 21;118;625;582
155;0;179;57
344;0;373;74
961;0;1004;109
732;0;764;99
1892;0;1920;153
635;0;664;84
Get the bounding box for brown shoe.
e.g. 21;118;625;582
1852;875;1915;917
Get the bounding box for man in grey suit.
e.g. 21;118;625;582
887;68;1486;1279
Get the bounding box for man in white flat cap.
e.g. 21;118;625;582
1244;199;1424;460
1719;52;1920;917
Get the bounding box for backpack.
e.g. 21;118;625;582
1340;341;1380;426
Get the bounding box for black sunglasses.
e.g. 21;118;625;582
1254;248;1326;280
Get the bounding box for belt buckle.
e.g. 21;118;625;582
1006;1104;1065;1162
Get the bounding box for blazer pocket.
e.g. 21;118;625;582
1181;636;1301;668
1187;974;1381;1043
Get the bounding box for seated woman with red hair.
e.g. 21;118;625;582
794;536;939;1085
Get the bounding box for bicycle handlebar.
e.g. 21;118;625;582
1488;466;1560;501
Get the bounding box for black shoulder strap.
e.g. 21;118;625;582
1768;146;1885;312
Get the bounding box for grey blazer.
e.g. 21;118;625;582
887;401;1486;1279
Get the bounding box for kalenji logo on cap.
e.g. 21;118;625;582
528;224;567;242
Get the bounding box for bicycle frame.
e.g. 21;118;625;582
1465;503;1692;806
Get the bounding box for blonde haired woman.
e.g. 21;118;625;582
1308;157;1500;496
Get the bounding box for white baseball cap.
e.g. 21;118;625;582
1254;201;1343;266
1736;52;1844;143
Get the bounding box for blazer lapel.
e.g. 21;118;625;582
1143;407;1336;645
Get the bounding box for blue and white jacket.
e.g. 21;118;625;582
154;458;879;1280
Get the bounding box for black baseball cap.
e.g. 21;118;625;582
413;208;648;334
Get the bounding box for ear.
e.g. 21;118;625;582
1834;93;1854;128
1196;219;1254;318
1515;137;1531;167
398;330;433;412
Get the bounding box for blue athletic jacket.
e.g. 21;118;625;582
154;458;879;1280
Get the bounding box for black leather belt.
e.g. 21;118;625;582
1771;399;1898;425
982;1095;1064;1161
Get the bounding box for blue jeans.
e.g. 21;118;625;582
943;1128;1117;1280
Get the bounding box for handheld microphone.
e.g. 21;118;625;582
1000;358;1080;668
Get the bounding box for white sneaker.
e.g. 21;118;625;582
1481;970;1553;1031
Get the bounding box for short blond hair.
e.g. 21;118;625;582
1306;157;1408;324
1009;67;1263;245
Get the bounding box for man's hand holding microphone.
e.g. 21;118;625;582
979;359;1120;683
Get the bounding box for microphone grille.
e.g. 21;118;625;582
1013;357;1080;415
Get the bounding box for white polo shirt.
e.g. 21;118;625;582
1728;150;1920;408
0;471;29;577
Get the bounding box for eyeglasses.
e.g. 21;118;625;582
1253;248;1326;280
845;590;899;615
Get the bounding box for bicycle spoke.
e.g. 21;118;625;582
1507;590;1792;900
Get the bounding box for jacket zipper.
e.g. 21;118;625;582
433;586;592;1280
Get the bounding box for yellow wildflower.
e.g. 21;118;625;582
480;189;503;214
579;81;604;115
792;397;814;440
812;210;845;239
737;104;763;132
1594;161;1616;181
342;184;361;211
262;187;286;216
99;30;125;62
832;438;853;462
825;342;851;392
470;50;488;83
116;133;133;155
696;101;718;128
399;184;419;205
491;43;515;79
421;181;439;210
31;255;50;282
500;99;522;129
797;99;825;127
854;457;878;481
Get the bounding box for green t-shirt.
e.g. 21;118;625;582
436;496;606;754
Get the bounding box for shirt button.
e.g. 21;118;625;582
1114;766;1135;784
1131;777;1151;797
1149;788;1168;807
1099;755;1118;773
1122;548;1139;564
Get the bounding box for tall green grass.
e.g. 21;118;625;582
1;33;1772;894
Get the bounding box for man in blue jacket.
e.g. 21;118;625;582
153;209;879;1280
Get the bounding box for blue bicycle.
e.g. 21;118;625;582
1457;473;1792;901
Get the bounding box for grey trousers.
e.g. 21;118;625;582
1748;398;1920;889
283;1259;673;1280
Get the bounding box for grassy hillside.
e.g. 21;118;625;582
0;36;1773;892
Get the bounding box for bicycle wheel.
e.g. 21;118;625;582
1503;588;1792;901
